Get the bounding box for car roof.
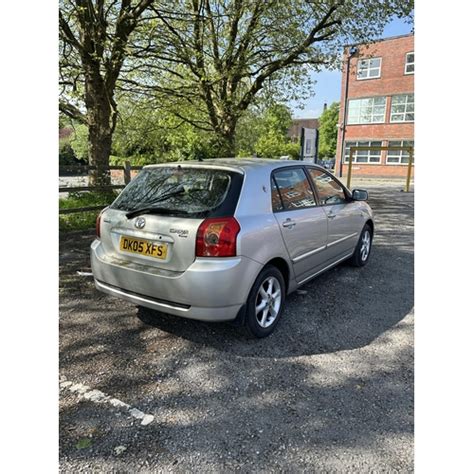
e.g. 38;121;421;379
144;158;326;174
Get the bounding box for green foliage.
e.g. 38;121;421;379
75;438;92;449
255;132;300;159
59;191;117;231
70;125;89;162
59;142;77;166
111;101;220;165
318;102;340;159
238;103;299;159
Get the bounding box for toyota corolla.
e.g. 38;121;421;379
91;159;374;337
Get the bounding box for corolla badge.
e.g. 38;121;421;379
135;217;146;229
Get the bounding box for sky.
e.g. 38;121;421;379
292;17;413;119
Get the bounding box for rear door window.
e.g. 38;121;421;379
273;168;316;210
111;167;243;218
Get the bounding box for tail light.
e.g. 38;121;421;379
196;217;240;257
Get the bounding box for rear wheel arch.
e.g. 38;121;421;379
264;257;290;294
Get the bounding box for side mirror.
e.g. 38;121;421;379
352;189;369;201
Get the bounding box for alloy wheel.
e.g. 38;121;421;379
255;276;282;328
360;230;371;262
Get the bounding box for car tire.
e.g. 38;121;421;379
350;223;373;267
244;265;286;338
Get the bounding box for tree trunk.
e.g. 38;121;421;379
84;70;114;187
88;123;113;187
216;118;237;158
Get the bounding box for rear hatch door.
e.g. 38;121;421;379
99;165;243;272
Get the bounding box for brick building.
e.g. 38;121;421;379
335;33;414;177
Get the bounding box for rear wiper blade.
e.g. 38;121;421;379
125;206;189;219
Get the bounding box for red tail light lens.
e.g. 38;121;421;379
196;217;240;257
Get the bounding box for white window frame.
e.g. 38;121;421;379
357;57;382;80
344;141;383;165
405;52;414;75
347;97;387;124
386;140;414;166
390;94;414;123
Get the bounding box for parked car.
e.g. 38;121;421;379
91;159;374;337
319;158;335;170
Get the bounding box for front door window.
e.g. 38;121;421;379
307;168;346;205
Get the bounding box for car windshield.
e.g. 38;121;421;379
111;167;234;217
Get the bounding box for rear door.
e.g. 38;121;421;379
306;167;363;261
272;167;328;282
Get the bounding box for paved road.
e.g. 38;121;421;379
59;186;414;472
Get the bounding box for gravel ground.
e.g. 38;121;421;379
59;185;414;472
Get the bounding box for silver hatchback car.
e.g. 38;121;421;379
91;159;374;337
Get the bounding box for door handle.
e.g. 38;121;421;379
327;212;336;219
282;219;296;228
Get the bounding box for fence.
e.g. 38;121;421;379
346;145;414;192
59;161;142;215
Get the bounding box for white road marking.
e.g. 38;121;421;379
60;379;154;426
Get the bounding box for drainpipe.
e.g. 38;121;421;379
339;46;358;177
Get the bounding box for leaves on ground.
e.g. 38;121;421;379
75;438;93;449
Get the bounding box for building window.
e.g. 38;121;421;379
357;58;381;79
405;52;414;74
347;97;386;124
390;94;414;122
344;141;382;164
386;140;414;165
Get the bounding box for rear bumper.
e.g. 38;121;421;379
90;239;262;322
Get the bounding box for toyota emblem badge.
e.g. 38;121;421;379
135;217;146;229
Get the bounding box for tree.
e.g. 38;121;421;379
235;103;293;157
318;102;339;159
128;0;413;156
59;0;154;185
111;99;220;164
253;104;299;159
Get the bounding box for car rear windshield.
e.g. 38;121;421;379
110;166;243;218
